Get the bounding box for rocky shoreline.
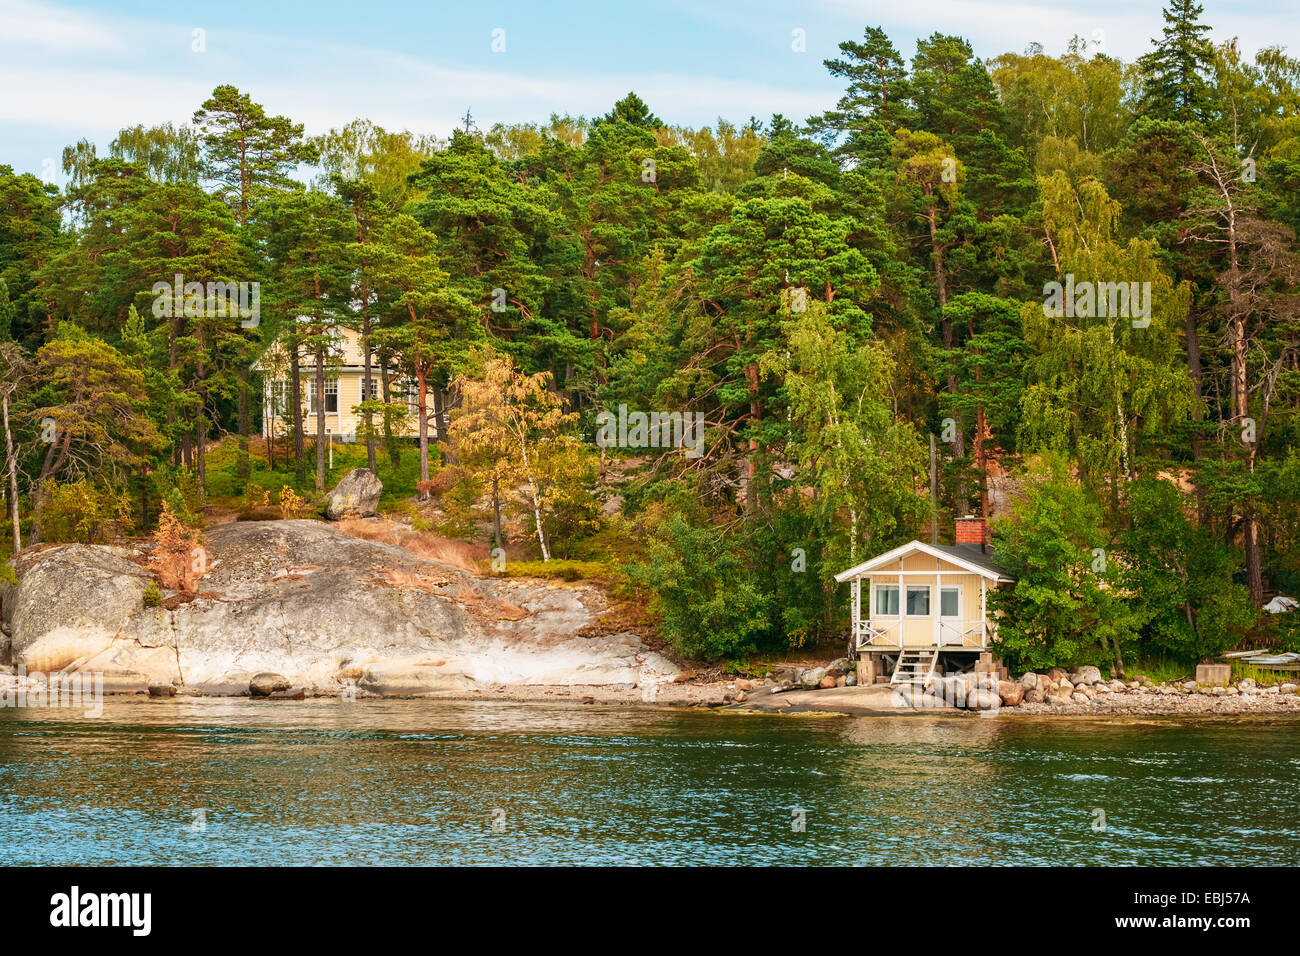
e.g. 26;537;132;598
3;518;1297;718
734;662;1300;717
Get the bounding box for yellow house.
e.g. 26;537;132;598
256;326;423;443
835;517;1015;685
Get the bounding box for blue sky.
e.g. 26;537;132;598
3;0;1297;182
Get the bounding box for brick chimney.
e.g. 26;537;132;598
954;515;987;551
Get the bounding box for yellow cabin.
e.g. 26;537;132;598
835;517;1015;685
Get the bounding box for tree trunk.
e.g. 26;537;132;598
519;436;550;561
237;362;251;484
416;363;430;490
289;340;305;485
381;365;399;468
928;203;964;460
491;473;504;549
363;317;376;473
2;391;20;554
314;345;326;494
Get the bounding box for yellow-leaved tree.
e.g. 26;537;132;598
449;355;575;562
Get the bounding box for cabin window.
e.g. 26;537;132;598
940;586;960;618
905;585;931;616
874;584;899;616
308;378;339;414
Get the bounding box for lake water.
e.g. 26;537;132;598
1;699;1297;866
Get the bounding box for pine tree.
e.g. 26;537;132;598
1139;0;1216;123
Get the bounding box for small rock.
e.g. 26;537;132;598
819;676;837;689
268;686;307;700
250;672;291;697
735;678;752;691
1227;686;1240;696
147;682;176;698
1019;673;1038;690
1024;687;1044;704
1057;679;1074;694
1071;692;1090;704
1281;683;1297;695
1240;677;1257;690
1048;695;1070;707
1047;667;1069;683
733;690;748;703
1211;686;1226;696
1094;682;1112;694
845;673;857;687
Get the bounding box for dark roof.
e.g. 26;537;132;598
931;543;1012;579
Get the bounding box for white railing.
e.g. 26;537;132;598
856;619;989;650
855;619;900;649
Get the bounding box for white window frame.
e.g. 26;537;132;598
873;583;900;617
308;377;340;414
939;584;962;619
905;584;932;618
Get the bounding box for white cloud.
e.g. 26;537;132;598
0;0;129;53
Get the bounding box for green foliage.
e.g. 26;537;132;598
142;580;163;607
38;480;128;544
628;511;773;660
990;457;1144;671
1119;477;1258;661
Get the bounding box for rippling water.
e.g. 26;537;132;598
1;699;1297;865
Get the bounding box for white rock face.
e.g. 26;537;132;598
0;520;681;695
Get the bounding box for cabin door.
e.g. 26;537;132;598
938;585;963;645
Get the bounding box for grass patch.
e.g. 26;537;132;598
1128;656;1192;684
1229;661;1298;686
204;436;435;515
500;558;615;583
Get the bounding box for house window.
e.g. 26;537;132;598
905;585;931;616
308;378;339;414
360;377;382;401
267;380;289;415
940;586;960;618
874;584;899;616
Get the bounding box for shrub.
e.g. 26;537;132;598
142;580;163;607
39;480;128;544
149;500;207;594
277;486;312;519
627;511;772;660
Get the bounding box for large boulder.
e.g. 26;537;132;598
997;680;1024;706
967;688;1001;711
1070;665;1103;685
0;519;681;694
1;545;150;672
322;468;383;520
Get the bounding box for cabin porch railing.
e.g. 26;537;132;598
855;618;991;650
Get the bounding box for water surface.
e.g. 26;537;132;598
1;699;1296;865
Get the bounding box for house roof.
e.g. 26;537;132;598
834;540;1015;583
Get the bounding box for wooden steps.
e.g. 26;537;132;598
891;648;938;686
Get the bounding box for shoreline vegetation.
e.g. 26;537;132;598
3;1;1300;694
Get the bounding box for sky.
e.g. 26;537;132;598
2;0;1297;182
